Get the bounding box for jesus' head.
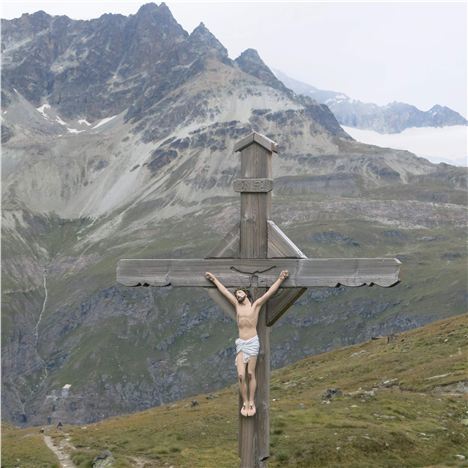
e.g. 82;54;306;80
234;288;252;303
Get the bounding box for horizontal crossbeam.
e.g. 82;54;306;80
117;258;400;288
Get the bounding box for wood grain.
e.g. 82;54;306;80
265;220;308;326
117;258;401;288
267;220;306;258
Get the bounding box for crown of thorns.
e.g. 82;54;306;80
234;288;252;299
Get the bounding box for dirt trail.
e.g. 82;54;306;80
43;433;76;468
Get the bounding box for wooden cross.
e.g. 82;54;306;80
117;131;401;468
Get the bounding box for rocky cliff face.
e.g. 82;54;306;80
275;70;467;133
2;3;467;426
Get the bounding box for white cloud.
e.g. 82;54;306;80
343;125;468;167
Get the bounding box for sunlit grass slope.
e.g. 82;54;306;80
3;313;467;467
1;424;60;467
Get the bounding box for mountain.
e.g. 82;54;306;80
1;3;467;427
3;313;467;467
275;70;468;134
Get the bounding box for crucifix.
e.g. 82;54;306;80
117;131;401;467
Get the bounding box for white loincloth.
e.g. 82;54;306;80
235;335;260;365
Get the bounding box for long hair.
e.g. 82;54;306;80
234;288;253;302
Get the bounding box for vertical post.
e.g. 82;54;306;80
235;132;277;468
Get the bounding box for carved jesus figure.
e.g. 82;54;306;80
205;270;289;417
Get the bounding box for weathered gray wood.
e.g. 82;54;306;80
255;290;270;467
205;223;240;258
234;131;278;153
203;219;307;262
117;258;401;288
267;221;307;258
238;134;273;468
266;220;308;326
240;139;273;180
233;178;273;193
239;143;272;259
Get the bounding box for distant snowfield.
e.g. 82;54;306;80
342;125;467;167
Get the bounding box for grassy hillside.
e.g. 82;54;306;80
1;424;60;467
3;313;467;467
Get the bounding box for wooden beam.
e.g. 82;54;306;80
265;220;307;326
117;258;401;288
267;221;307;258
237;133;272;467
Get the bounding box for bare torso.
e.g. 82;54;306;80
236;302;260;340
204;269;288;342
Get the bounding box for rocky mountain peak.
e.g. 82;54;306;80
1;9;52;43
132;2;185;38
24;10;50;20
235;48;290;94
429;104;453;114
135;2;175;21
188;22;228;58
427;104;467;125
237;48;261;61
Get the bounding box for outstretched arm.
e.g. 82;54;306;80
205;272;237;307
254;270;288;308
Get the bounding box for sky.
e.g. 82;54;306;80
1;1;467;117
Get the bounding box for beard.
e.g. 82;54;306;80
236;296;245;303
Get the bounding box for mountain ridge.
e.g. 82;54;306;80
274;69;467;133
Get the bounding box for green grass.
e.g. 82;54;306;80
1;424;60;467
4;313;466;467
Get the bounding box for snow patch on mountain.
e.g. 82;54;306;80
36;104;51;118
93;115;117;129
55;115;67;126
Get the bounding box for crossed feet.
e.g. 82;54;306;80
241;401;256;417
